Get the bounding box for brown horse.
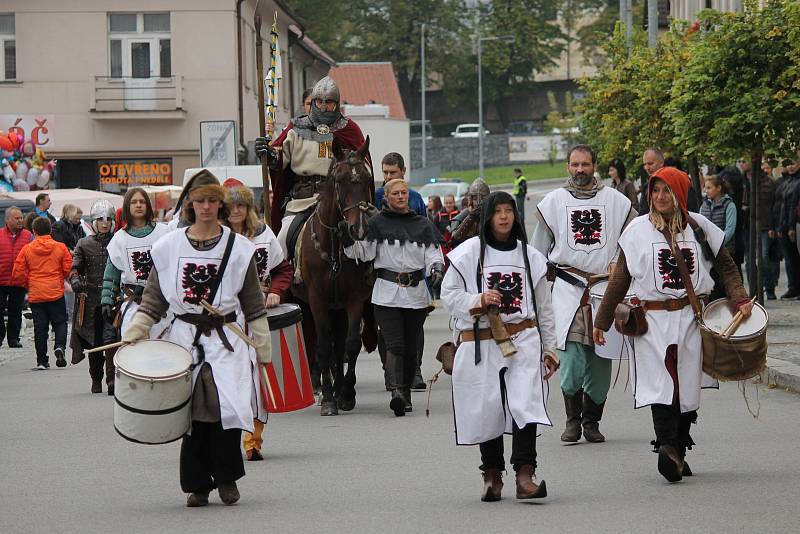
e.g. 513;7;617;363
296;137;375;416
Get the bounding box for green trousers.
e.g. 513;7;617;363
558;341;611;404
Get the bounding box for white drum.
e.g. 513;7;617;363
590;281;634;360
113;340;193;445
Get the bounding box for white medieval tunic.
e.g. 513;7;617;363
619;215;724;413
107;223;171;337
536;186;631;349
248;224;285;423
150;226;257;432
442;237;557;445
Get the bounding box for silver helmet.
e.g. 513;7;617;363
90;199;116;233
468;178;490;206
310;76;340;104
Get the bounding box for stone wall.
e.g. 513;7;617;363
410;135;509;172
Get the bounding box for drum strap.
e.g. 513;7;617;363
660;229;703;322
190;233;237;370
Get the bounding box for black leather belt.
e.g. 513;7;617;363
377;268;424;288
177;311;237;352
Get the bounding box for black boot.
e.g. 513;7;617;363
412;334;426;391
88;353;104;394
390;389;406;417
560;389;583;442
677;411;697;477
582;393;606;443
651;404;683;482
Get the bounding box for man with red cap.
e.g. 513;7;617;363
593;166;752;483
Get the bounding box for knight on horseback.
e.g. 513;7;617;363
255;75;373;249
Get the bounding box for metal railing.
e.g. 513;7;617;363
91;75;183;112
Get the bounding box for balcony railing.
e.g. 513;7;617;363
90;75;183;114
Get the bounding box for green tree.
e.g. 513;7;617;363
290;0;470;118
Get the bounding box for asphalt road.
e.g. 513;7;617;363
1;303;798;533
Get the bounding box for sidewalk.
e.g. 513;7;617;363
758;293;800;394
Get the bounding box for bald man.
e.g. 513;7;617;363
639;148;665;214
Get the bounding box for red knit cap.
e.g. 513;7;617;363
648;166;690;220
223;178;244;188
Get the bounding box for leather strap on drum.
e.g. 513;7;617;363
191;233;237;369
660;228;703;321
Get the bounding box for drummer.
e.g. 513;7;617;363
101;187;170;339
223;179;293;462
593;167;751;483
123;175;272;507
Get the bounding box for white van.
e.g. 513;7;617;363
182;165;268;200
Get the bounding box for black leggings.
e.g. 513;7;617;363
480;422;538;472
180;421;244;493
373;305;427;390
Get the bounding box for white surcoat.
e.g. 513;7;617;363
618;215;724;412
537;186;631;349
107;223;171;337
150;226;257;432
442;237;557;445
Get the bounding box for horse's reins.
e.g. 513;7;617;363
310;154;375;279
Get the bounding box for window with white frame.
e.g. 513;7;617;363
0;13;15;81
108;13;171;78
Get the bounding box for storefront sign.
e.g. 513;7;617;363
98;159;173;186
0;114;56;149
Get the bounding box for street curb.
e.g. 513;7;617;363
759;357;800;395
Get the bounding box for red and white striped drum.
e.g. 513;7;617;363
259;303;315;413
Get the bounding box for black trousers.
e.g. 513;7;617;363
373;305;427;390
0;285;25;345
180;421;245;493
29;297;67;364
480;422;538;472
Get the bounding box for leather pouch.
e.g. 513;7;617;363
436;342;457;375
613;302;648;336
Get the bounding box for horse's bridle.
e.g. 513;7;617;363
310;153;374;276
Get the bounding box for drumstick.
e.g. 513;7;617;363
199;300;258;348
260;364;276;409
721;296;756;339
85;341;128;354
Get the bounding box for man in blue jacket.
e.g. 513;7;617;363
375;153;426;216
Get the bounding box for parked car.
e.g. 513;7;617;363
450;124;490;138
417;178;469;208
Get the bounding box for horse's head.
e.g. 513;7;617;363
328;136;373;240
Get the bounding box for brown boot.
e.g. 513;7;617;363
481;469;503;502
581;393;606;443
515;464;547;499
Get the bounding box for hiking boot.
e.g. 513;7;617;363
186;492;209;507
657;445;684;482
515;464;547;499
55;347;67;368
560;389;582;442
481;469;503;502
582;393;606;443
218;482;240;505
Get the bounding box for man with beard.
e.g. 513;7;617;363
255;76;372;244
531;145;636;443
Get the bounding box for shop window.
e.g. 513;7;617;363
0;13;15;81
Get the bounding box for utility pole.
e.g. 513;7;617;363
477;34;484;179
620;0;633;52
421;23;427;169
648;0;658;48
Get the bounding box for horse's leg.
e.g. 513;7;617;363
330;310;347;408
298;300;320;394
338;300;364;412
310;298;337;416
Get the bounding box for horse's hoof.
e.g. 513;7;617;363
321;401;339;416
338;397;356;412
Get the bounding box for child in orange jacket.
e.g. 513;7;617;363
12;217;72;369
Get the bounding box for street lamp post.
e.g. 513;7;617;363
421;23;427;169
477;34;514;180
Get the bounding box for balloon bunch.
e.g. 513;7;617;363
0;132;56;193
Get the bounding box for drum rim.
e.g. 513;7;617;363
114;339;192;381
701;298;768;339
